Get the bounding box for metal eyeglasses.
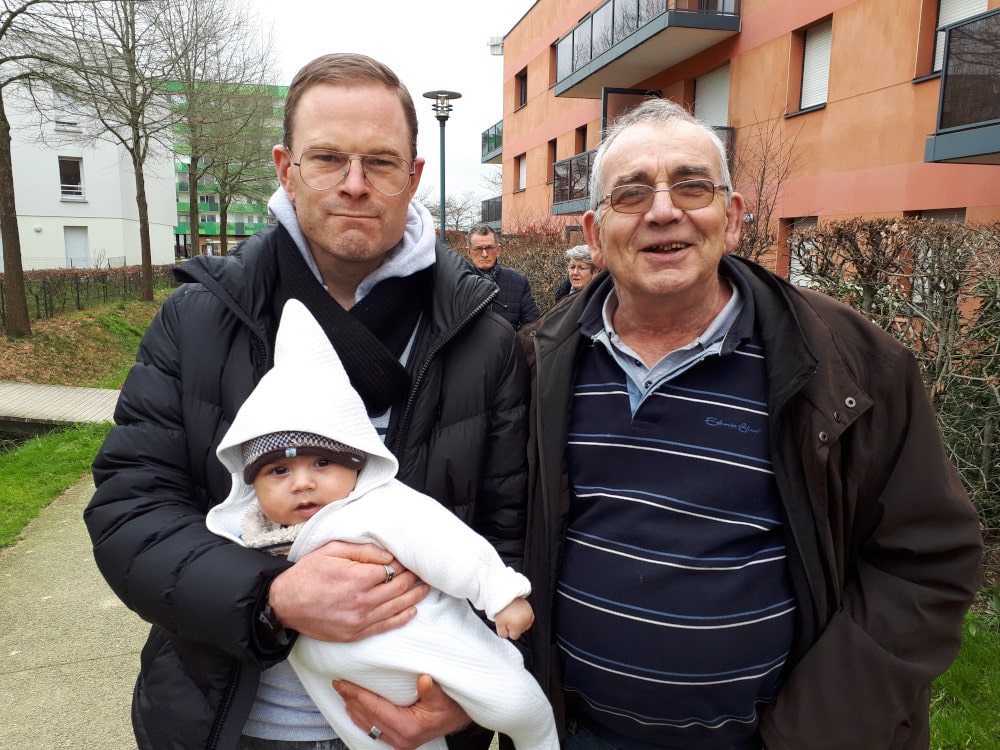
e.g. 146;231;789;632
292;149;415;196
601;179;730;213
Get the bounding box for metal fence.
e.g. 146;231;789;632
0;264;178;330
15;256;128;271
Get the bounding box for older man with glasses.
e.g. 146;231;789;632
466;224;540;330
87;53;529;750
519;97;982;749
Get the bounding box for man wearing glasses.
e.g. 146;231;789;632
465;224;540;330
520;98;982;748
87;53;526;750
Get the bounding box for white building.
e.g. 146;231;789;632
1;84;176;272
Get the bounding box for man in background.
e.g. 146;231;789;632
466;224;540;329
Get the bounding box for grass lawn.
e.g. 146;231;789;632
930;592;1000;749
0;422;112;547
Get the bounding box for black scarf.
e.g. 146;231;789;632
275;229;430;415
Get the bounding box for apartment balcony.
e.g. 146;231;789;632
925;8;1000;165
553;150;595;215
482;120;502;164
481;195;502;226
551;126;734;215
555;0;741;99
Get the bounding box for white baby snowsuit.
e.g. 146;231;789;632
208;299;558;750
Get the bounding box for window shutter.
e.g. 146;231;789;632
695;64;731;127
801;20;832;109
934;0;987;71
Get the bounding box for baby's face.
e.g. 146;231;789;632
252;453;359;526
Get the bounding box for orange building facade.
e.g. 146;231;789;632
484;0;1000;257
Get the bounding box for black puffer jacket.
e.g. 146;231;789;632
85;225;529;750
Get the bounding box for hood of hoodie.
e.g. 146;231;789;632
266;186;437;304
207;298;399;543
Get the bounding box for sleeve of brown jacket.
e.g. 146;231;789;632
759;344;983;749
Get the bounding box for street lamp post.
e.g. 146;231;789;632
423;90;462;241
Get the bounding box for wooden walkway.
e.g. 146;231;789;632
0;381;119;434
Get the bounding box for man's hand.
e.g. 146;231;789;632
268;541;430;641
334;674;471;750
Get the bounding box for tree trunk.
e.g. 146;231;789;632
188;152;200;255
219;199;229;256
130;135;154;302
0;91;31;336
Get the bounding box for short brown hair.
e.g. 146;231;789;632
282;53;418;160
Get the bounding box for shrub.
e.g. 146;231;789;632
790;219;1000;533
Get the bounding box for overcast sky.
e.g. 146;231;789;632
249;0;537;200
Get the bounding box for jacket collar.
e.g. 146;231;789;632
726;256;872;438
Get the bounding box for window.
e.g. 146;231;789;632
547;139;557;184
920;207;966;223
516;68;528;109
788;216;818;286
592;2;614;58
548;44;559;87
575;125;587;154
59;157;84;199
694;64;731;126
910;208;966;305
934;0;987;71
516;155;527;191
800;20;832;110
53;90;80;131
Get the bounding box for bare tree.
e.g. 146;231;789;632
159;0;274;258
417;187;483;232
0;0;84;334
789;218;1000;530
731;110;803;265
25;0;181;302
205;85;282;255
480;165;502;197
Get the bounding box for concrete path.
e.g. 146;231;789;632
0;475;146;749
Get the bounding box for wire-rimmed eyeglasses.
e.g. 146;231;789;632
601;179;730;213
291;149;415;197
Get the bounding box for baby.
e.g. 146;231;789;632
207;299;558;750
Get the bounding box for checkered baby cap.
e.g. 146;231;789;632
241;430;366;484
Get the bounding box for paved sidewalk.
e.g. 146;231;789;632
0;475;146;749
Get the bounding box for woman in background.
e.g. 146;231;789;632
554;245;597;302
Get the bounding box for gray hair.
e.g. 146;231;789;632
588;98;732;217
466;223;499;245
565;244;594;266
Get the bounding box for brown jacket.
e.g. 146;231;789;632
520;257;983;749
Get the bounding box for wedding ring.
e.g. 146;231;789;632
368;725;382;740
383;563;395;584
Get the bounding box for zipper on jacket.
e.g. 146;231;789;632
206;660;243;750
389;289;497;455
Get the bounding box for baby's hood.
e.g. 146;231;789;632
207;299;399;542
